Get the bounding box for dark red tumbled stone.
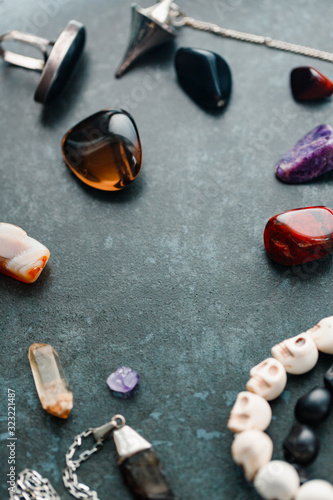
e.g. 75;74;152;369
291;67;333;101
264;207;333;266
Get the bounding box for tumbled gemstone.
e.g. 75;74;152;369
275;124;333;183
0;223;50;283
264;206;333;266
62;109;142;191
324;364;333;393
120;449;174;499
28;343;73;418
295;387;332;426
290;67;333;101
106;366;139;393
175;48;232;111
283;424;319;465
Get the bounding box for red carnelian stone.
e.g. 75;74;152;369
291;67;333;101
264;207;333;266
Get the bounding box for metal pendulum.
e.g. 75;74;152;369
116;0;333;78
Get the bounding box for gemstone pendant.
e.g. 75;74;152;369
62;109;142;191
264;207;333;266
175;48;232;111
290;67;333;101
275;124;333;183
113;425;174;499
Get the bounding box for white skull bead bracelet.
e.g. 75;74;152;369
228;315;333;500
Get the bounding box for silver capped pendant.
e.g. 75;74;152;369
116;0;178;77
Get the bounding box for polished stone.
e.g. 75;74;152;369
175;48;232;111
295;387;332;426
28;343;73;419
106;366;139;393
264;207;333;266
290;67;333;101
0;223;50;283
120;449;174;499
283;423;320;465
275;124;333;183
62;109;142;191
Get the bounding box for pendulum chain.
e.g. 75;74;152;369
170;3;333;63
9;469;61;500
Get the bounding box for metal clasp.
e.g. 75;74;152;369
92;414;126;443
170;3;187;27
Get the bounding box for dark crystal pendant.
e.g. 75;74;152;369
290;67;333;101
62;109;142;191
120;449;174;500
113;424;174;500
283;423;320;465
175;48;232;111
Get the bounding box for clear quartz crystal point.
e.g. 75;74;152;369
28;343;73;419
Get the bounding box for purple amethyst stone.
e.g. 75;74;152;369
275;124;333;183
106;366;139;393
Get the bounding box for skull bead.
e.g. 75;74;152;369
227;391;272;433
246;357;287;401
271;333;318;375
295;479;333;500
308;316;333;354
231;430;273;481
254;460;300;500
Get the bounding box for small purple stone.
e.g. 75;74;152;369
275;124;333;183
106;366;139;393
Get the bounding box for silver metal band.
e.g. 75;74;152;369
0;31;53;71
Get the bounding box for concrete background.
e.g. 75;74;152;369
1;0;333;498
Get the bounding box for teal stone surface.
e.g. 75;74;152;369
2;2;333;500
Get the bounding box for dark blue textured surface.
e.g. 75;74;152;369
1;1;333;499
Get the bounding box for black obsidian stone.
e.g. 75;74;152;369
283;423;320;465
175;47;232;111
324;364;333;393
119;449;174;499
295;386;332;426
